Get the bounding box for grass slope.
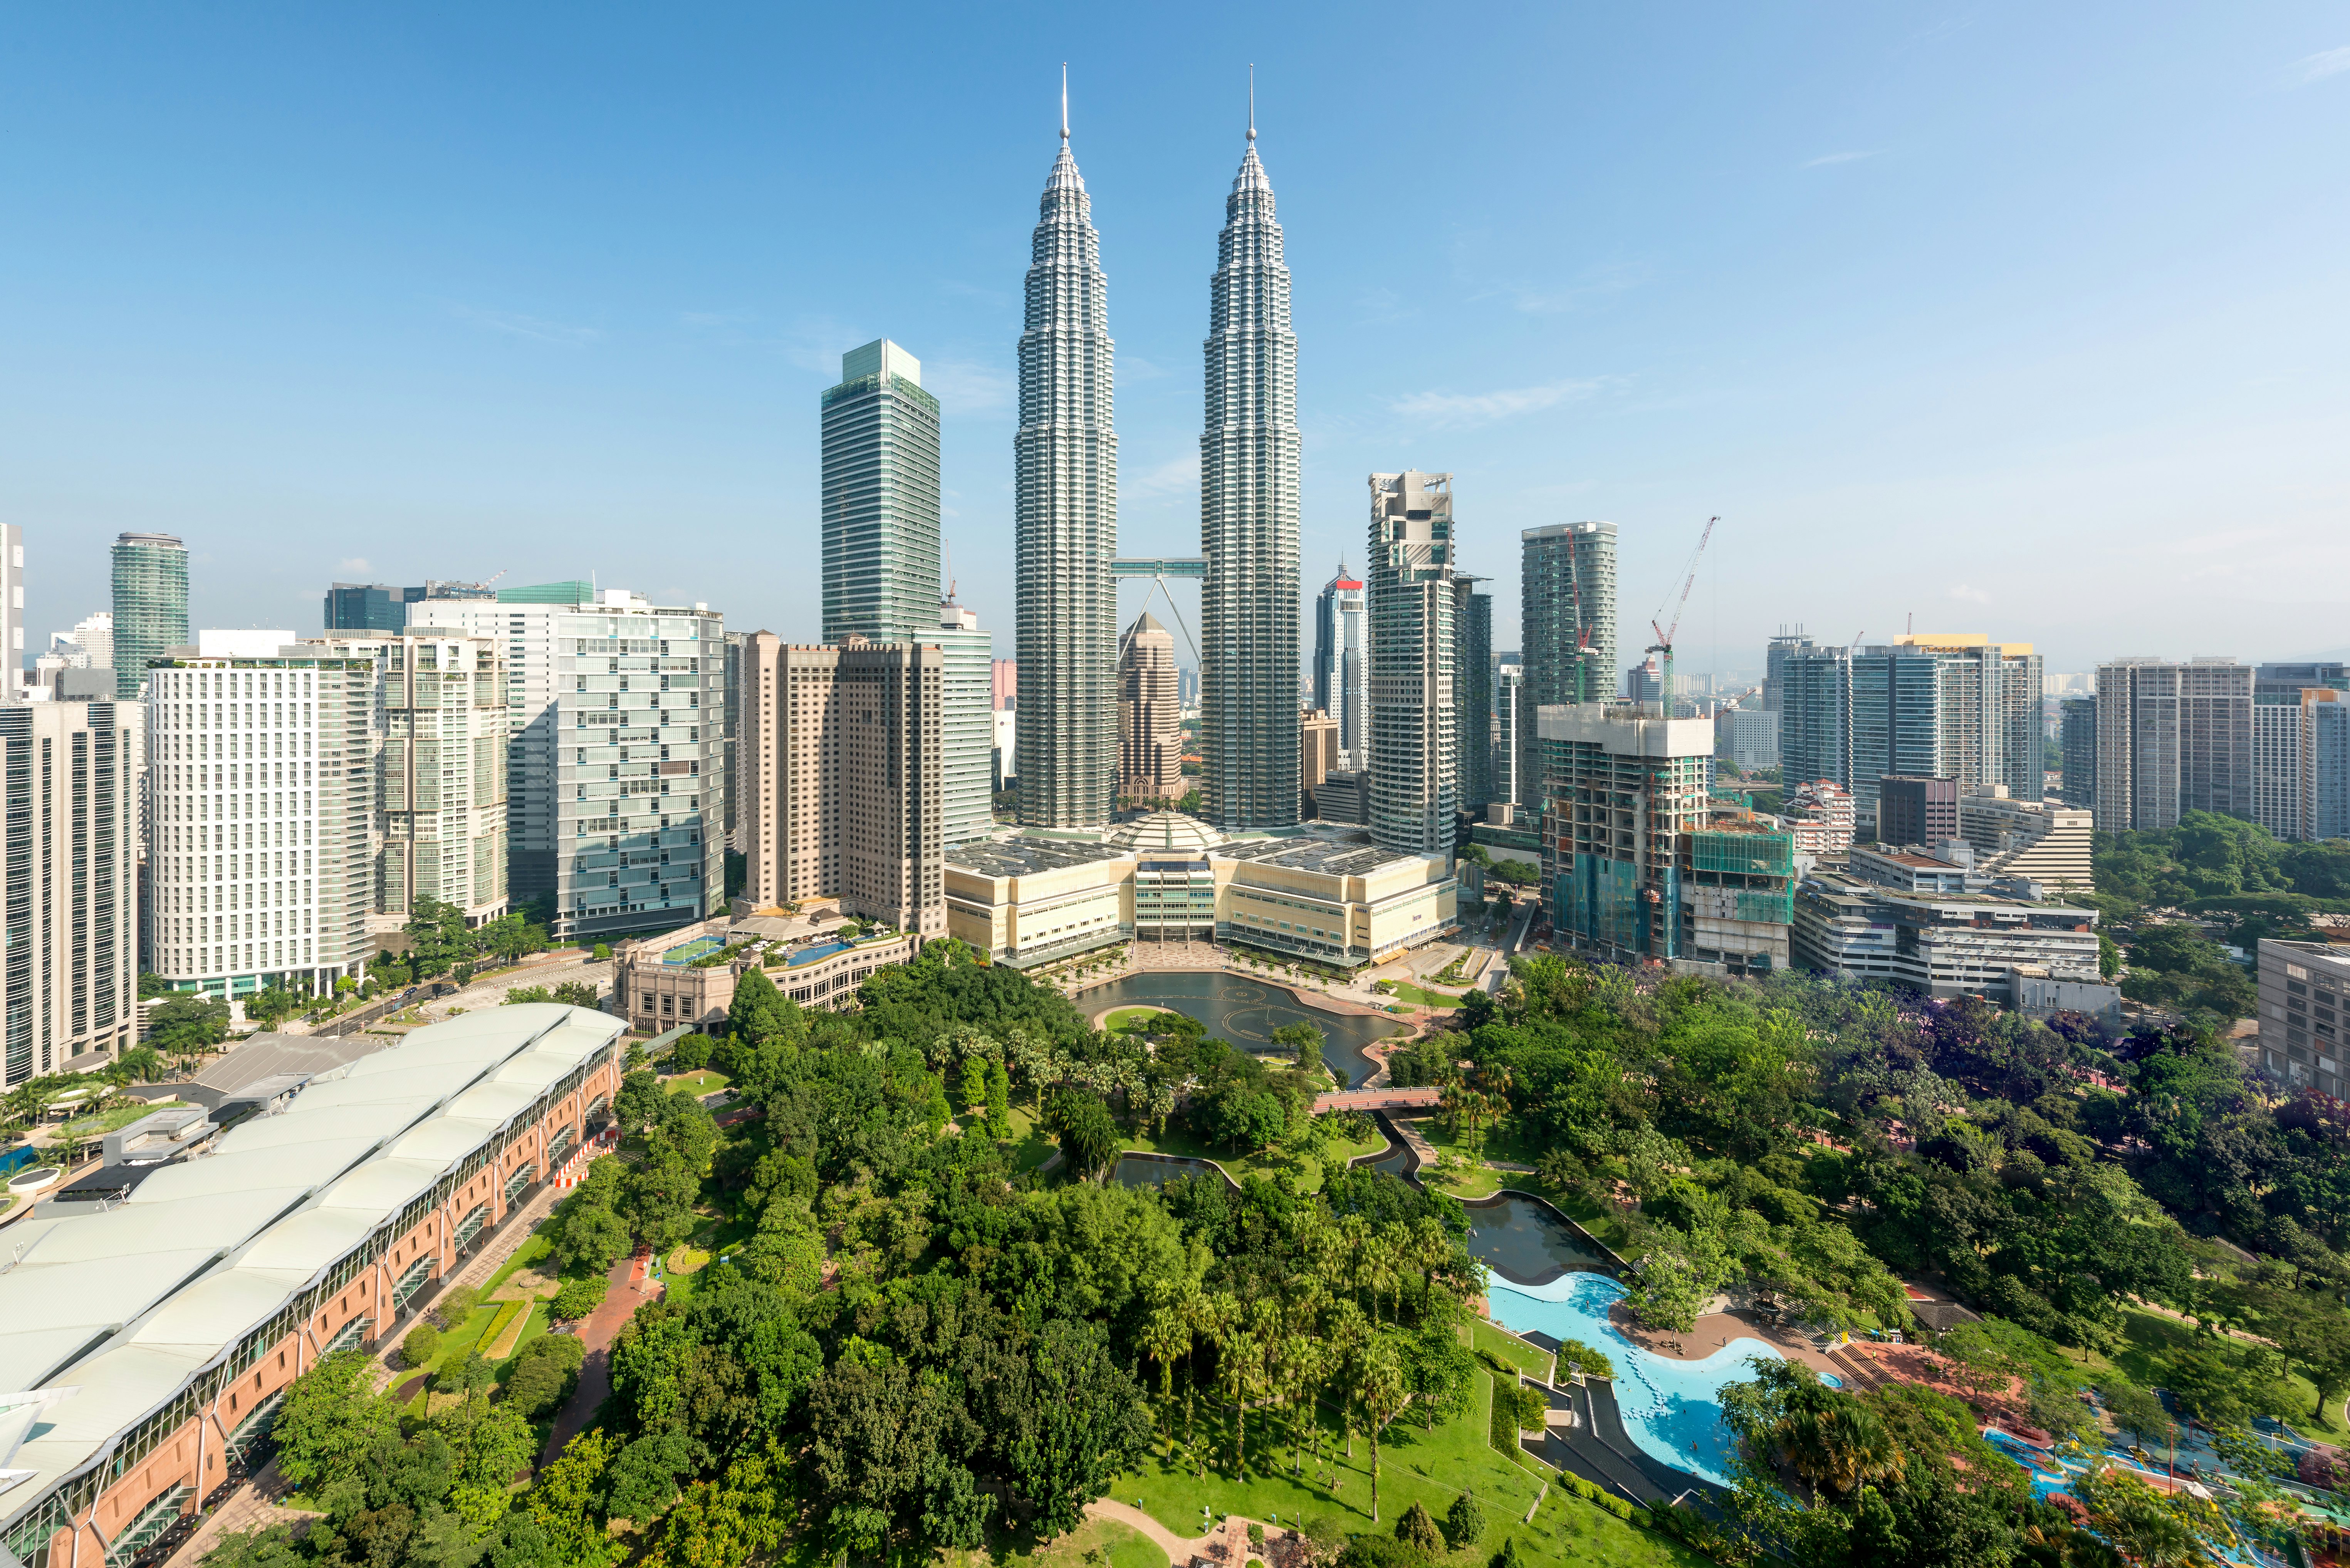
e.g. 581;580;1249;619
1118;1122;1388;1195
1117;1348;1704;1568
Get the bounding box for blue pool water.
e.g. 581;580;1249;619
1486;1270;1795;1487
784;941;851;968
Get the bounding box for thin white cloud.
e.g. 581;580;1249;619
1125;453;1200;499
1387;379;1603;431
1501;263;1649;316
938;280;1010;308
338;557;371;574
780;315;868;374
453;306;601;346
1948;583;1991;604
2292;45;2350;84
1120;356;1169;381
1804;150;1883;168
923;358;1014;414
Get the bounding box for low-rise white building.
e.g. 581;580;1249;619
1956;787;2094;891
1793;864;2102;1001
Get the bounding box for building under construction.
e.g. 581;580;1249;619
1536;701;1794;976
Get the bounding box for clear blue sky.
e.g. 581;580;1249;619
5;3;2346;679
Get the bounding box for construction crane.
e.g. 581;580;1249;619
1645;516;1719;709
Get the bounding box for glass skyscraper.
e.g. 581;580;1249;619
1014;113;1118;828
111;532;189;699
1199;124;1301;830
822;339;942;643
1455;579;1493;812
1312;563;1365;768
1516;522;1615;818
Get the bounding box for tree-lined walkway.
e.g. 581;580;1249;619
539;1251;660;1464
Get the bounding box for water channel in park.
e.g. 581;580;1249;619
1078;971;1409;1087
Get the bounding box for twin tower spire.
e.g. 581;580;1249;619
1014;72;1302;832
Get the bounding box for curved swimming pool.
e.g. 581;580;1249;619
1485;1269;1796;1488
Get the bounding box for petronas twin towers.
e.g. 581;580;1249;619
1015;86;1301;832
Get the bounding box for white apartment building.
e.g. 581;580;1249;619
1718;705;1781;770
0;702;139;1086
414;587;581;902
144;632;374;999
1955;787;2094;890
1781;778;1855;857
420;586;724;943
312;631;510;928
937;602;994;845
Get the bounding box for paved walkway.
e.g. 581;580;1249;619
540;1251;661;1464
161;1459;318;1568
1604;1298;1846;1382
1312;1086;1440;1113
1082;1502;1313;1568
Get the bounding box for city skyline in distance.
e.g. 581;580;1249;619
5;4;2348;675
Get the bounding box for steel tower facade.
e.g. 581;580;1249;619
1198;125;1301;830
1014;113;1120;828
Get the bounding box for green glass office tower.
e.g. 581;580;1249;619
823;339;943;642
1455;578;1493;812
1517;522;1615;818
1015;114;1119;828
111;532;189;699
1199;126;1301;830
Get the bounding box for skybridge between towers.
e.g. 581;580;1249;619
1113;557;1207;667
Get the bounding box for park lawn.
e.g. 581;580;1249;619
1117;1368;1704;1568
1428;1162;1504;1200
2108;1304;2350;1441
505;1301;556;1360
1472;1318;1555;1382
664;1068;732;1096
1117;1122;1386;1195
410;1302;503;1382
1103;1006;1176;1033
1385;983;1465;1008
482;1234;554;1297
942;1512;1167;1568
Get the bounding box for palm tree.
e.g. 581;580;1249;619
1210;1303;1263;1479
1191;1293;1237;1474
1355;1334;1409;1523
1277;1332;1322;1476
1141;1301;1193;1457
1360;1226;1404;1326
1322;1299;1370;1459
1407;1216;1455;1316
1776;1397;1902;1499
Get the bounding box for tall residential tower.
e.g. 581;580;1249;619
1367;471;1458;855
1014;101;1119;828
1198;117;1301;830
1518;522;1615;822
